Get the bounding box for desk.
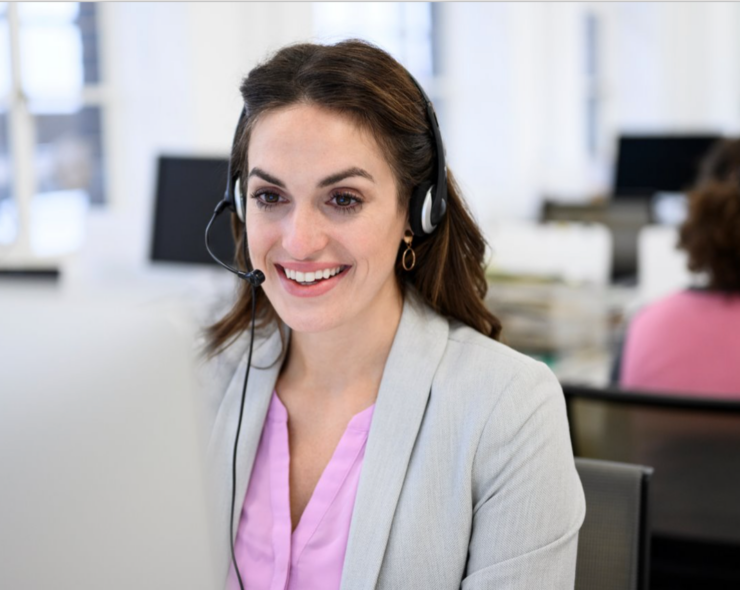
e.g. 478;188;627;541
485;279;640;388
548;347;615;387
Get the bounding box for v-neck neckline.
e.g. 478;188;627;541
267;391;375;563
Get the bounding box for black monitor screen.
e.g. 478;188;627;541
613;135;720;196
150;156;235;266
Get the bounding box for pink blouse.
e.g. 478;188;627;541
227;391;375;590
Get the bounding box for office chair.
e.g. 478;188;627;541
574;458;652;590
564;385;740;590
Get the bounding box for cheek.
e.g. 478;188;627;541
356;218;405;274
246;220;274;265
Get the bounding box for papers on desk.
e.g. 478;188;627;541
485;275;610;354
484;274;641;386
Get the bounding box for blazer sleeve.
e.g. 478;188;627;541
462;360;585;589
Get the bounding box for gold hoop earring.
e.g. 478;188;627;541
402;230;416;271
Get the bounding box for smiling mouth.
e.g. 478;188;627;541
279;265;349;286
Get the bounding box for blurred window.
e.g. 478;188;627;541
312;3;447;149
0;2;105;257
313;2;435;80
0;2;14;245
585;9;604;160
0;112;13;245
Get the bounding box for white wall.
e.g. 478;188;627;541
599;2;740;133
440;3;598;227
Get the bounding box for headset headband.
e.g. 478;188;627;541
406;74;448;234
223;106;248;219
223;70;447;236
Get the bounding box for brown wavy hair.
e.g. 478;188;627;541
205;40;501;356
678;139;740;292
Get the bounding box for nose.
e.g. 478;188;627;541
281;202;330;260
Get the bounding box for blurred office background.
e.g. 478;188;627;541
2;2;735;337
0;6;732;260
2;4;740;587
2;3;736;261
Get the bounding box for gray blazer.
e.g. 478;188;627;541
206;292;585;589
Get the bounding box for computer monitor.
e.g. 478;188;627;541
150;155;235;266
613;135;721;197
0;298;219;589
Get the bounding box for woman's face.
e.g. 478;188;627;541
245;104;407;334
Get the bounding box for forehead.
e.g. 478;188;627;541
246;104;390;176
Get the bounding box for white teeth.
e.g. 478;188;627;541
283;265;344;284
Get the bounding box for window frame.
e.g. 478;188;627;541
0;2;111;268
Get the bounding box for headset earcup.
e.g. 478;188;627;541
409;181;434;236
234;178;245;222
239;192;246;223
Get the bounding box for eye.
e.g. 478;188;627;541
250;189;284;209
329;191;363;213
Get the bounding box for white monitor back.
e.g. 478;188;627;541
486;220;613;286
0;298;219;590
637;225;695;304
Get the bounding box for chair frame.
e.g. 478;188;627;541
575;457;653;590
563;384;740;417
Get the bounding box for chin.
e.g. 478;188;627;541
279;312;346;335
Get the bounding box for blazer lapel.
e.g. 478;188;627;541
208;326;285;579
340;293;449;590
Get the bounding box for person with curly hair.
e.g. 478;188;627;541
619;139;740;397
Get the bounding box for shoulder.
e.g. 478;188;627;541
409;305;568;470
435;318;562;416
447;318;542;374
401;290;561;416
630;289;701;327
625;290;712;348
405;287;545;384
428;314;584;575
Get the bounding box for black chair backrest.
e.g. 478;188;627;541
564;384;740;544
575;458;652;590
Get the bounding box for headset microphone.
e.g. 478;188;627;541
204;199;265;287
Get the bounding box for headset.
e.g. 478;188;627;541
212;74;447;239
203;71;446;590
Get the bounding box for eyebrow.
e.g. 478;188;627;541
247;166;375;189
248;167;285;188
317;167;375;187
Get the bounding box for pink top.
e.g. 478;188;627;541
621;290;740;398
227;391;375;590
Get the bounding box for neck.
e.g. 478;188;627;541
279;285;405;401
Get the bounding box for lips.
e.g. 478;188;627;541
282;265;348;285
274;264;351;298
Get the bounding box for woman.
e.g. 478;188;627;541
204;40;584;590
619;138;740;397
